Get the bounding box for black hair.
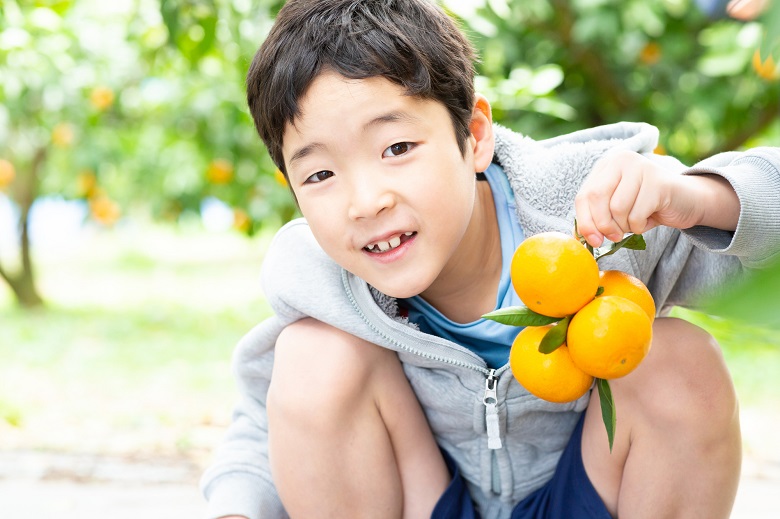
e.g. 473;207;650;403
247;0;477;175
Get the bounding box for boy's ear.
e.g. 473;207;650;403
469;94;495;173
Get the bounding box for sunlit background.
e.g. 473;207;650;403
1;0;779;517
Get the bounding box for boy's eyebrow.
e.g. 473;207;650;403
288;110;420;167
289;142;326;167
363;110;420;130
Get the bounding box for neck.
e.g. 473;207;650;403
419;180;502;323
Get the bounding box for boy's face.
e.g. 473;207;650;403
282;71;493;299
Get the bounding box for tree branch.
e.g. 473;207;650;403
704;96;780;159
0;258;13;286
548;0;631;120
19;146;46;275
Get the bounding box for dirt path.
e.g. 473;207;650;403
0;449;778;518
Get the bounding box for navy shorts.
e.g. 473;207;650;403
431;413;611;519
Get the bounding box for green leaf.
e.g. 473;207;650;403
619;233;647;250
482;305;562;327
160;0;181;46
595;233;646;261
595;286;605;297
538;315;570;353
597;378;616;452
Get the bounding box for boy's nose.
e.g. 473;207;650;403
347;179;397;220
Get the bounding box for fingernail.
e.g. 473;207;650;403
587;234;602;247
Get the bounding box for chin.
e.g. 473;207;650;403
368;278;430;300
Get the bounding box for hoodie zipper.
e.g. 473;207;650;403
342;271;507;493
484;369;502;449
343;271;508;448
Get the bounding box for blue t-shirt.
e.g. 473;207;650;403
401;163;525;368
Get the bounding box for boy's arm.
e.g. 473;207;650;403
575;147;780;268
588;146;780;313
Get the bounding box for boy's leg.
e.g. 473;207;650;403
581;317;742;519
267;318;450;519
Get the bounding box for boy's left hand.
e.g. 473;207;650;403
574;150;739;248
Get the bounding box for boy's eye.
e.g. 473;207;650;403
304;170;334;184
382;142;415;158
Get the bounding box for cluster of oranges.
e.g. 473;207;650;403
203;159;257;234
0;159;15;191
494;231;655;404
206;159;235;185
76;171;122;227
89;86;115;111
752;50;779;81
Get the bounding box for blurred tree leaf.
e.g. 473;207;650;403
446;0;779;163
706;259;780;329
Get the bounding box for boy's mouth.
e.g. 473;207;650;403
364;231;416;253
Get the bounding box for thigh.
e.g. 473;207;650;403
268;318;449;519
581;317;740;518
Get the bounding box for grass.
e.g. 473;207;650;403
1;221;779;468
0;223;275;466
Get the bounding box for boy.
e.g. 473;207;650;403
201;1;780;518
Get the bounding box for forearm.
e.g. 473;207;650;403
689;174;741;232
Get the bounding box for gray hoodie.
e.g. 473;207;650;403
201;122;780;519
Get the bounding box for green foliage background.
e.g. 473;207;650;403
451;0;779;161
0;0;779;313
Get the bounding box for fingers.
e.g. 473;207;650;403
575;151;659;247
613;171;661;236
575;165;622;246
606;166;643;238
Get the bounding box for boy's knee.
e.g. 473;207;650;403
638;317;738;427
268;318;388;426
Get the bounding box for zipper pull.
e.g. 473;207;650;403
484;369;502;449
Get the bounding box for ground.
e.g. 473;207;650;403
2;405;779;518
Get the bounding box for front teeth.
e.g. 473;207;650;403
367;232;413;253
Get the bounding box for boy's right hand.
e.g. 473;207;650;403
574;149;740;248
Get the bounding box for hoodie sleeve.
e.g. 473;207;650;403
199;317;289;519
680;147;780;268
199;219;351;519
199;222;311;519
